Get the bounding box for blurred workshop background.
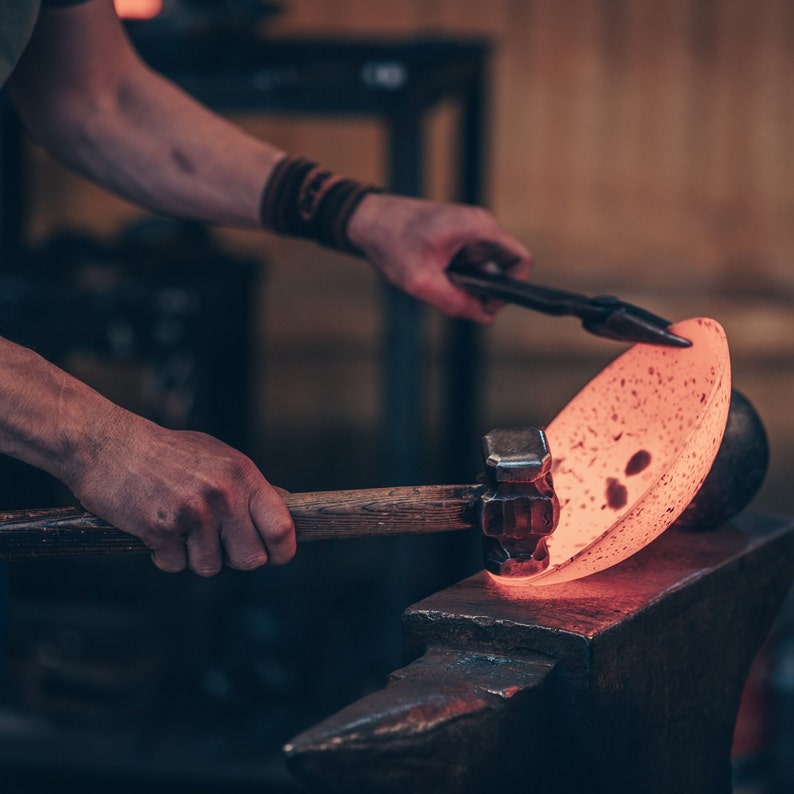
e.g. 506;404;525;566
0;0;792;792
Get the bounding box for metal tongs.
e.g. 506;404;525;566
448;263;691;348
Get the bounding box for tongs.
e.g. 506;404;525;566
448;263;691;348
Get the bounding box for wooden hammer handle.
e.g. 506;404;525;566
0;484;483;561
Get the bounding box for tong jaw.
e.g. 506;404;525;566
582;295;692;348
448;263;692;348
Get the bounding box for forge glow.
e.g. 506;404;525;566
492;317;731;588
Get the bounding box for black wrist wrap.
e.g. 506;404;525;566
259;156;381;255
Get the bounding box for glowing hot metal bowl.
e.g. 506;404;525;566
518;316;731;586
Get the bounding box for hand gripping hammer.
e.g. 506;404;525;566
0;427;559;578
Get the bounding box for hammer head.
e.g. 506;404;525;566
480;427;560;578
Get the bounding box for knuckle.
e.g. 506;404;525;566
228;551;269;572
141;519;182;550
266;515;296;548
404;270;433;298
467;205;494;226
199;482;233;515
149;498;205;537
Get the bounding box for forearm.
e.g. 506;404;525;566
77;81;277;227
44;69;283;228
81;77;278;227
9;0;284;229
8;0;531;328
0;336;295;573
0;336;122;491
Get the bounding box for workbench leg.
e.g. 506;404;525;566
383;111;426;488
444;52;489;485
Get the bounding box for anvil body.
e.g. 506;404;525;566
286;512;794;793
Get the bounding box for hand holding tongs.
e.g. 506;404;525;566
448;262;691;348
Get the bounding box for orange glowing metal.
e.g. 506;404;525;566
499;317;731;587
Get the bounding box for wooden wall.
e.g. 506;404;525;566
264;0;794;290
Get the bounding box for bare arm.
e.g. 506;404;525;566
4;3;297;574
9;0;532;321
0;337;295;575
8;0;284;228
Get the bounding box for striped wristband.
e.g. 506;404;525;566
259;156;381;255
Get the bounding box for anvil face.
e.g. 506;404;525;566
500;317;731;587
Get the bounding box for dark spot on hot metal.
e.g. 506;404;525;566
606;478;628;510
625;449;651;476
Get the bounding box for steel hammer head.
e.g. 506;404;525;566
480;427;560;578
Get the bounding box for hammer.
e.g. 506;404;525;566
0;427;559;578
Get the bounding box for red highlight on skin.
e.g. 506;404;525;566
490;317;731;588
